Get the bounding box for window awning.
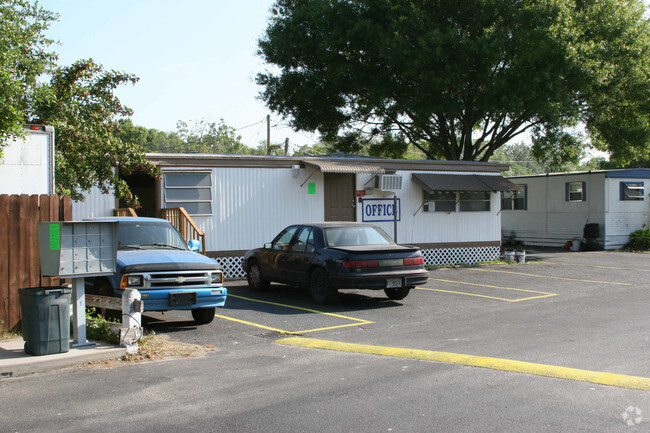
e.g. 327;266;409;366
302;159;385;174
412;173;521;192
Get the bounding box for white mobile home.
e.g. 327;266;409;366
73;154;518;278
502;169;650;249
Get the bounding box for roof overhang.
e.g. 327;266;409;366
412;173;522;192
302;159;385;174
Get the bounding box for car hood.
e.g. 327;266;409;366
117;249;221;274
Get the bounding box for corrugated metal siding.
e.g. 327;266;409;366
502;173;608;247
72;186;116;220
176;167;325;251
359;171;502;244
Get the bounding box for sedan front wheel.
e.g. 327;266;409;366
247;261;270;291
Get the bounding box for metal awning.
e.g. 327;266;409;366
302;159;386;174
412;173;522;192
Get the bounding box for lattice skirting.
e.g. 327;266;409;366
214;246;500;280
420;246;500;266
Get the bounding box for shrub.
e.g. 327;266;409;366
85;308;120;344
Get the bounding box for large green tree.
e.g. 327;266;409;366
0;0;57;140
257;0;650;165
30;59;158;206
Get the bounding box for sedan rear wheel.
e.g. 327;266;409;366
309;268;338;304
247;261;270;291
384;286;411;300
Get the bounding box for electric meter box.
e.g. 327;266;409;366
38;221;118;278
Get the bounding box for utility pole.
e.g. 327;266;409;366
266;114;271;155
284;137;289;155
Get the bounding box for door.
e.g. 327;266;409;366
324;173;356;221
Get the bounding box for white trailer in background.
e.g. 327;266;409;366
0;125;55;195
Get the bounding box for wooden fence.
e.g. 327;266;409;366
0;195;72;331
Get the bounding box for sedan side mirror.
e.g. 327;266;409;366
264;243;272;249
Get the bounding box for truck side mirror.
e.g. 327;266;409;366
188;239;201;252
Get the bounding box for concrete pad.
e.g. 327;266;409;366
0;337;125;378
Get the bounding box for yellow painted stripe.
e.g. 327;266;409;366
538;261;650;273
215;314;295;334
276;337;650;391
217;294;374;334
419;280;557;302
473;268;631;286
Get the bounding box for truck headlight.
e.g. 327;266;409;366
121;275;144;288
210;272;223;284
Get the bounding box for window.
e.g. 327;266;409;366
502;185;528;210
460;192;491;212
290;227;315;252
620;181;645;201
565;181;586;202
163;172;212;215
423;191;491;212
423;191;457;212
272;226;300;250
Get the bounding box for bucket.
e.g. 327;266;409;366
504;250;515;262
571;240;581;252
515;250;526;263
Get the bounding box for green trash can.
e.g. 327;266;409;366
19;287;72;356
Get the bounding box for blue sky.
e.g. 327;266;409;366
39;0;318;150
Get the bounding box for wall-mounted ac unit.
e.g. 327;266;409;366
375;174;403;191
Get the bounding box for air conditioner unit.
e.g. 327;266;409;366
375;174;403;191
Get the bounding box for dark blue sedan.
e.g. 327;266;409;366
242;222;429;303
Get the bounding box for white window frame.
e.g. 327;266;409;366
163;171;213;216
566;181;586;202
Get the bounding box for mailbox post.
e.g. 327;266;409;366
38;221;119;347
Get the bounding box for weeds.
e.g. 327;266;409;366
85;308;120;345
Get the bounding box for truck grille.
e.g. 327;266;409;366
147;271;213;288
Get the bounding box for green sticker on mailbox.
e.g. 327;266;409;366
49;223;60;250
308;182;316;195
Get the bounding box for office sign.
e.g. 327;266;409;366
361;198;401;222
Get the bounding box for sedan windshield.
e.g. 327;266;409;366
324;226;394;247
118;221;188;250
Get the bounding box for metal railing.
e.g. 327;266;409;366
160;207;206;255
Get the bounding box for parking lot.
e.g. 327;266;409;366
199;249;649;381
3;249;648;433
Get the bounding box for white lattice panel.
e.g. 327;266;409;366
217;246;500;280
215;256;246;279
420;246;500;266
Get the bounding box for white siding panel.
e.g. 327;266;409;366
185;167;324;251
604;177;649;249
71;187;116;220
359;171;502;244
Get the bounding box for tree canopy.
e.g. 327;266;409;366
0;0;57;140
1;2;158;206
257;0;650;165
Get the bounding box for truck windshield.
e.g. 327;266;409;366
117;221;188;250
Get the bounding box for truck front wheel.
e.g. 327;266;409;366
191;307;216;324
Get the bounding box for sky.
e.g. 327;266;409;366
39;0;318;152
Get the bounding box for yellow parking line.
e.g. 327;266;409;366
538;261;650;273
418;279;557;302
216;294;373;334
276;337;650;391
472;268;631;285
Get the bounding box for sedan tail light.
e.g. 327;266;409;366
403;257;425;266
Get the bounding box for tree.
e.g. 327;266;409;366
0;0;57;140
175;119;249;154
115;119;185;153
30;59;158;206
257;0;650;165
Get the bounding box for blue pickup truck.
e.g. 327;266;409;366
85;217;227;324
